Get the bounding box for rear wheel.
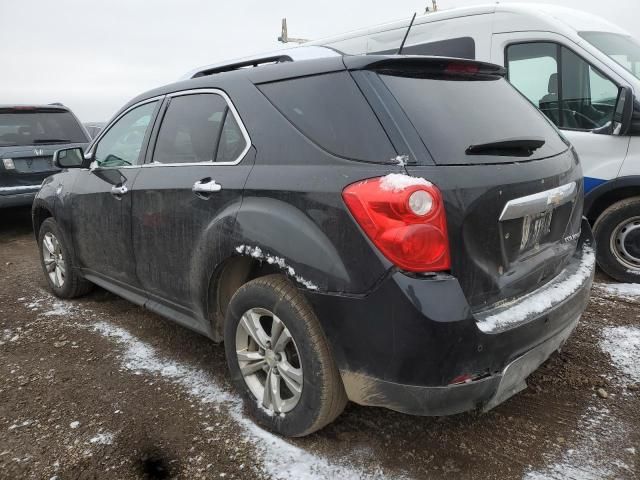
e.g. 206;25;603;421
38;218;93;298
224;274;346;437
593;197;640;283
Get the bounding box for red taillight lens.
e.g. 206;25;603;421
342;175;450;272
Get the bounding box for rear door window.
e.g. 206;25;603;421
152;93;248;164
258;72;395;162
379;73;568;165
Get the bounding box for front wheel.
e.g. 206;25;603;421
593;197;640;283
38;218;93;298
224;274;346;437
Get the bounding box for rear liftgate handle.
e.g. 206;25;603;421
192;178;222;198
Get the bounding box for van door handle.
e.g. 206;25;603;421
111;185;128;197
192;179;222;194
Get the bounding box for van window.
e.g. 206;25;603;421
258;72;395;162
370;37;475;59
153;93;247;164
507;43;619;131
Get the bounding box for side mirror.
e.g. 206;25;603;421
612;86;634;136
53;147;85;168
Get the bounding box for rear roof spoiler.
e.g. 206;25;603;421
344;56;506;78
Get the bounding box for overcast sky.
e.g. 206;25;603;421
1;0;637;122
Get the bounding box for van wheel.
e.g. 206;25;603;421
224;274;347;437
593;197;640;283
38;218;93;298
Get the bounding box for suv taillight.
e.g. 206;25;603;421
342;175;450;272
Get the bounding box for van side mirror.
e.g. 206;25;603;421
612;86;634;136
53;147;85;168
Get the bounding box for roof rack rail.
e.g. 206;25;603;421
192;55;293;78
48;102;64;106
182;46;341;80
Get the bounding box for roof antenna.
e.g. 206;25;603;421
397;13;417;55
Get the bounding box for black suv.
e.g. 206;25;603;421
33;54;595;437
0;104;89;208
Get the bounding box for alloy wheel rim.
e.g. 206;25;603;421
235;307;303;414
42;232;65;288
610;216;640;271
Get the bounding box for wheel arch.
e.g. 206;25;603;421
584;176;640;225
31;199;54;239
197;196;351;342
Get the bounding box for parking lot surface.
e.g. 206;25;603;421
1;207;638;479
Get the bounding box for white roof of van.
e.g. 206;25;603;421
306;2;630;48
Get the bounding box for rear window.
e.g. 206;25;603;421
0;110;87;147
379;74;569;165
258;72;396;162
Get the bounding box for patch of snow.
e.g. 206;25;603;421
8;420;32;431
477;245;595;333
600;326;640;383
595;283;640;300
90;321;398;480
379;173;432;192
236;245;319;291
89;433;114;445
523;406;633;479
392;155;409;167
43;302;74;317
70;421;80;429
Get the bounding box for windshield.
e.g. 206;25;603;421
0;110;88;147
580;31;640;80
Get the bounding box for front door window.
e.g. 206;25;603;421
94;101;158;167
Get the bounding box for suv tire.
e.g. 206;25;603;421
38;218;93;298
593;196;640;283
224;274;347;437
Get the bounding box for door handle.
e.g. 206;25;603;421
111;185;128;196
192;179;222;194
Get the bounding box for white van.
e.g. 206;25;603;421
304;3;640;283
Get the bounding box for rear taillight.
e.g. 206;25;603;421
342;174;450;272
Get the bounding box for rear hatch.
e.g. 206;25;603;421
348;57;584;310
0;106;89;191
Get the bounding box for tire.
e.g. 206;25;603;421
593;196;640;283
224;274;347;437
38;218;93;298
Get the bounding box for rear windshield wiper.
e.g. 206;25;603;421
466;137;546;157
32;138;70;144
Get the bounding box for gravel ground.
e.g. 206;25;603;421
0;206;638;480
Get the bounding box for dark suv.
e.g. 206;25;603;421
33;54;595;437
0;104;89;208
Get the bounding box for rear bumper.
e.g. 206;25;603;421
307;218;594;415
0;190;39;208
341;315;578;416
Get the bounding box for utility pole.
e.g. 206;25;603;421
277;18;309;44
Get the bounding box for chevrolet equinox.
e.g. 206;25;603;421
33;53;595;437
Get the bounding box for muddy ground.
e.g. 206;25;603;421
0;206;638;480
